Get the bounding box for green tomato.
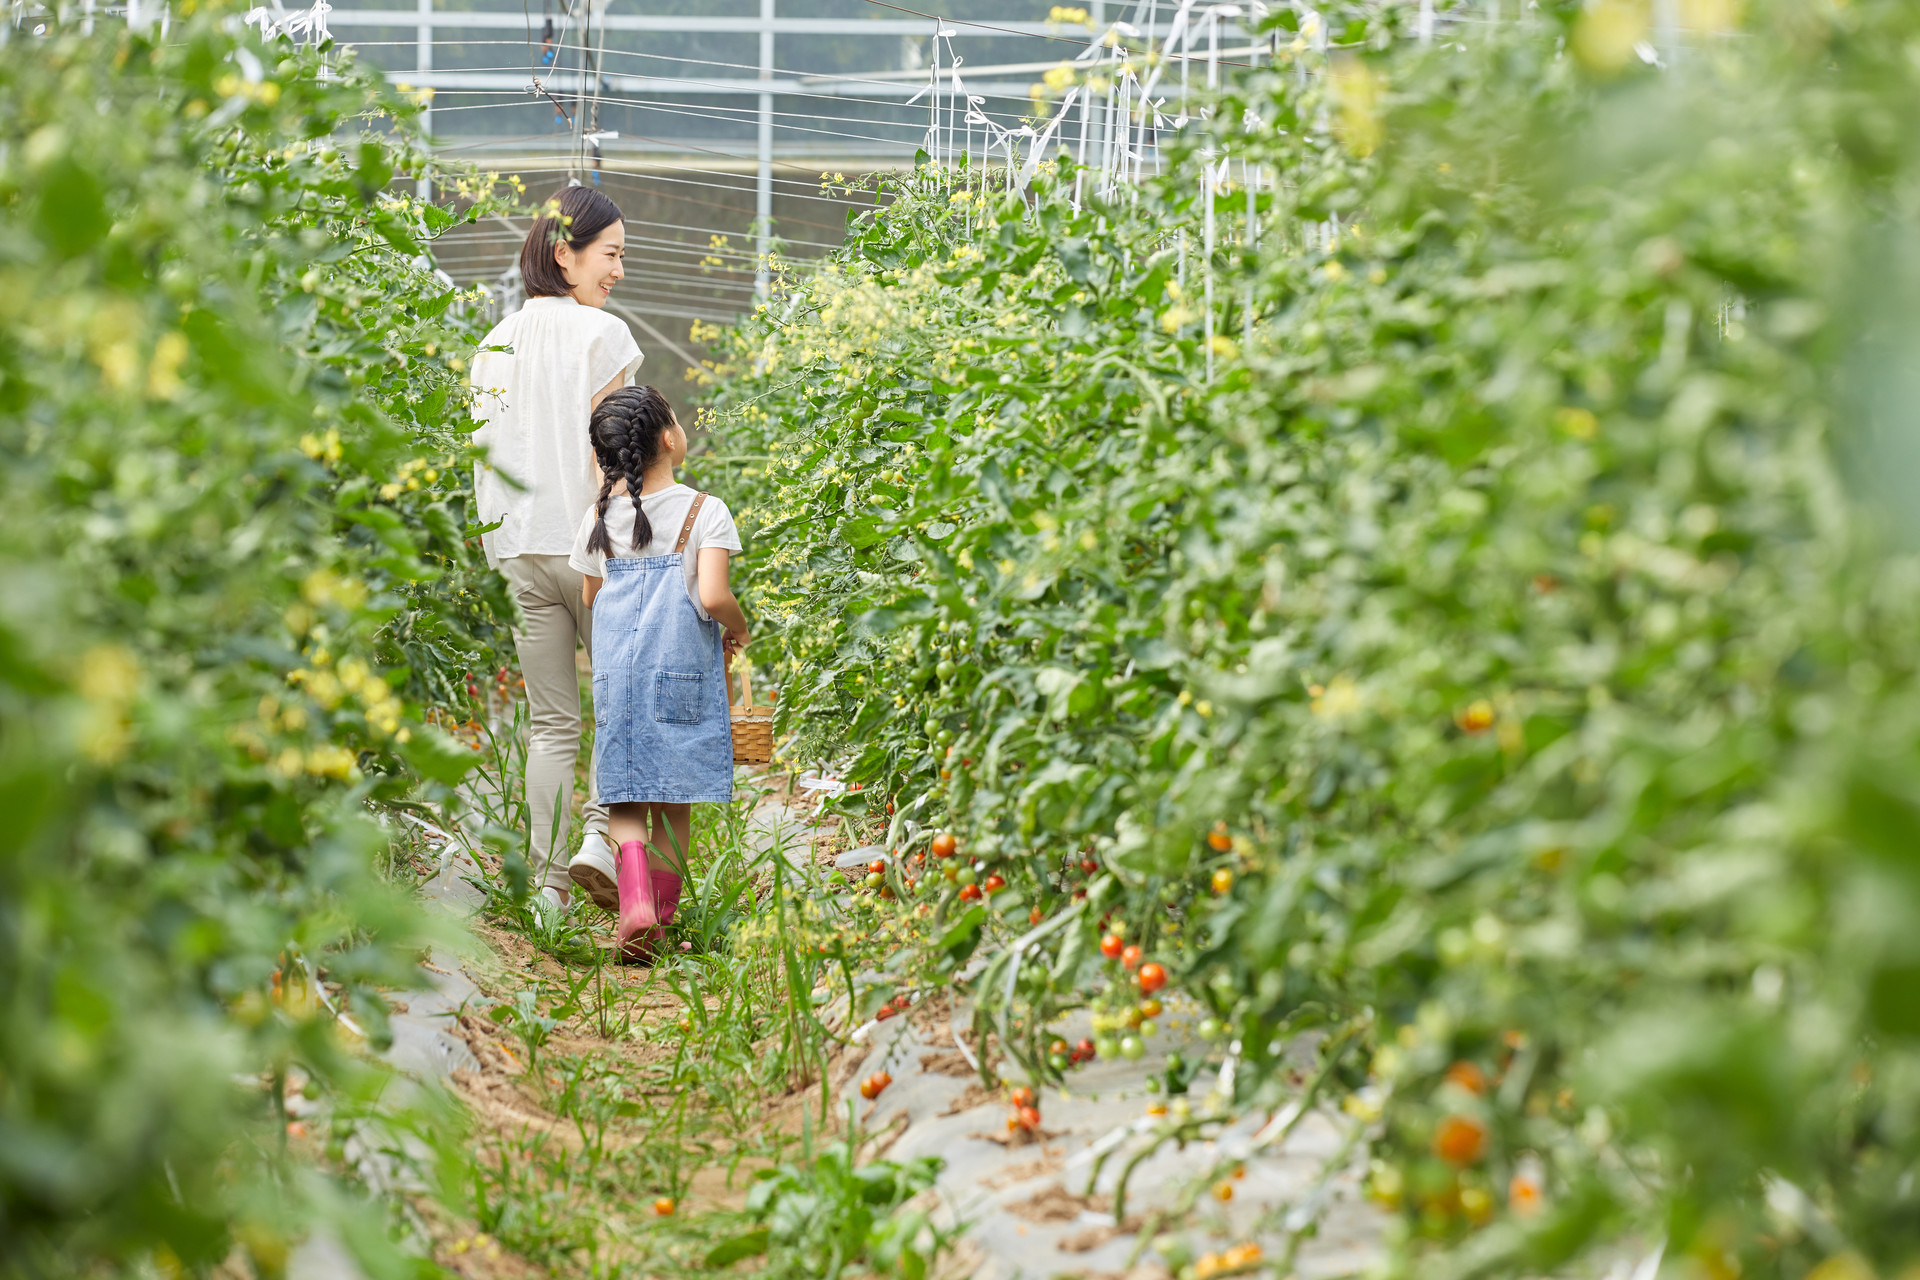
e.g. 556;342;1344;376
936;659;956;680
1120;1035;1146;1060
955;866;978;887
944;865;959;883
1094;1036;1121;1059
1197;1018;1223;1041
1049;1053;1069;1072
923;718;941;739
865;872;885;889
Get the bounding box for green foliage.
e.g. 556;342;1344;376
711;1139;944;1279
700;2;1920;1276
0;11;514;1274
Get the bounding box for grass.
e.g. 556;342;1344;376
351;682;951;1278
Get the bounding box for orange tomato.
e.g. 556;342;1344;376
1445;1061;1489;1096
1433;1113;1489;1166
1137;962;1167;993
653;1197;675;1216
1508;1172;1544;1217
1207;823;1232;852
1121;945;1144;971
1456;700;1496;733
1099;933;1124;959
931;832;958;858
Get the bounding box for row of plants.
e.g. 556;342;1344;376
696;2;1920;1277
0;10;527;1274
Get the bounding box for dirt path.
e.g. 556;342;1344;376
294;778;1381;1280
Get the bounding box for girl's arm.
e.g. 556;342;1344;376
697;547;750;663
582;574;603;609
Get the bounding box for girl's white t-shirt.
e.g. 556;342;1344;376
568;484;743;619
469;296;643;569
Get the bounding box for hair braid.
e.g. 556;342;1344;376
586;385;679;556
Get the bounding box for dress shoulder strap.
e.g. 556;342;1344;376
672;492;708;556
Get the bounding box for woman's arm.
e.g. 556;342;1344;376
697;546;750;663
582;574;603;610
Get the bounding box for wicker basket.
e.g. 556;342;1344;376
730;662;774;765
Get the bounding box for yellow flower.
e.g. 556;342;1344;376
147;331;189;400
1311;675;1363;723
78;644;141;763
304;744;358;780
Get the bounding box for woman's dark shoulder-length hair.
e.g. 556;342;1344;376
519;184;624;298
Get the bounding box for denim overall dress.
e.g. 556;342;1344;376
592;493;734;805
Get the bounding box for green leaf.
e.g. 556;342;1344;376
399;726;480;784
703;1229;770;1267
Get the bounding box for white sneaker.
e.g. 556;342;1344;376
530;885;571;929
568;833;619;912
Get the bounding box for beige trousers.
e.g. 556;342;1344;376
500;553;608;893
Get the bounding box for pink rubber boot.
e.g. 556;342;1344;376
652;869;684;929
615;840;658;961
626;870;684;957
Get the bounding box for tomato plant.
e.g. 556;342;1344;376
698;2;1920;1277
1;11;521;1273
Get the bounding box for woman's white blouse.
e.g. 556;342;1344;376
469;295;643;568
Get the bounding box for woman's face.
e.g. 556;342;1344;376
556;219;625;308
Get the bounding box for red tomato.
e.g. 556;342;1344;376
1029;906;1045;925
1137;962;1168;993
959;883;983;901
875;1005;896;1022
1080;858;1099;875
1009;1086;1035;1109
931;832;958;858
1099;934;1124;959
1121;945;1144;971
983;874;1006;894
1017;1105;1042;1130
868;859;886;875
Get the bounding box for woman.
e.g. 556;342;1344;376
470;183;639;922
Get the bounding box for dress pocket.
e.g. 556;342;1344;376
653;671;705;724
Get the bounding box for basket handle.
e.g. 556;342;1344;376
732;660;754;712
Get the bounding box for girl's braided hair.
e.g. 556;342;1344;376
587;385;677;557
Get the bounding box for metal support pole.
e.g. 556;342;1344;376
570;0;590;180
416;0;433;201
755;0;774;298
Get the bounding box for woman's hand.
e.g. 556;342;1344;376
723;627;749;666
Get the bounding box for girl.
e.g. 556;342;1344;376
470;184;639;922
566;385;749;958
